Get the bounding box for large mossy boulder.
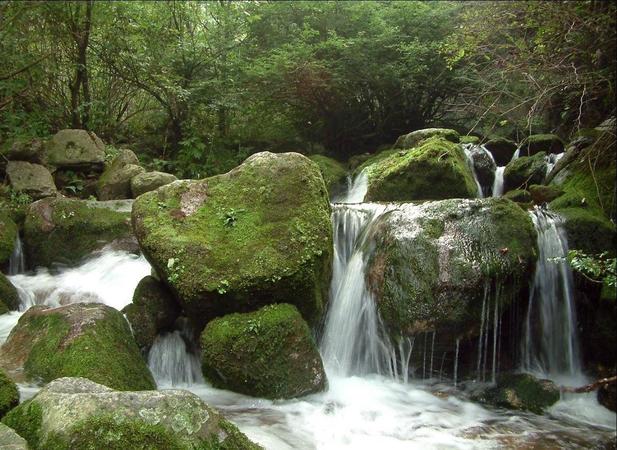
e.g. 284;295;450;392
503;189;533;207
362;137;477;202
122;276;181;353
484;137;518;165
131;171;178;198
520;134;564;156
97;149;145;200
472;373;560;414
1;377;261;450
0;423;28;449
201;303;326;399
24;197;132;268
393;128;460;149
0;303;155;391
44;129;105;171
132;152;332;326
366;198;537;340
308;154;348;199
6;161;57;200
503;152;547;193
0;369;19;418
0;212;17;267
0;274;19;312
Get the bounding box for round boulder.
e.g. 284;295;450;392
44;129;106;171
201;303;327;399
520;134;564;156
484;137;518;165
393;128;460;149
503;152;547;193
6;161;57;200
130;171;178;197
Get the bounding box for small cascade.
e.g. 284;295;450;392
8;236;25;275
492;167;505;197
148;323;204;387
453;338;460;387
545;152;564;176
462;144;485;198
320;203;400;377
474;282;504;383
333;170;369;204
522;207;583;383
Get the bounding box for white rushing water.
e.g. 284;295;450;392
522;207;583;385
8;236;25;275
462;144;485;198
333;170;369;204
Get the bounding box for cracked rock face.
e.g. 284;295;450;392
1;377;260;449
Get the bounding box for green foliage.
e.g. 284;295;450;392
567;250;616;291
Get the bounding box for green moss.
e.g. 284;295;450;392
477;373;560;414
44;414;184;450
503;189;532;206
394;128;460;149
521;133;564;155
459;136;480;145
308;155;348;195
363;137;477;201
0;369;19;418
24;197;132;267
16;304;155;390
528;184;564;204
1;399;43;448
0;273;19;311
0;211;17;266
503;152;547;192
201;303;326;399
133;153;332;326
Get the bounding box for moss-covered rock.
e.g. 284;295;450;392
473;373;560;414
131;171;178;198
44;129;106;172
308;154;348;199
0;274;20;312
503;189;532;207
0;212;17;267
367;198;537;339
97;150;145;200
6;161;58;200
549;130;616;255
132;152;332;326
528;184;564;205
24;197;133;268
0;369;19;418
1;377;261;449
459;135;480;145
0;303;155;390
393;128;460;149
484;137;518;165
0;423;28;449
362;137;477;202
201;303;326;399
122;276;181;353
503;152;547;193
520;134;564;156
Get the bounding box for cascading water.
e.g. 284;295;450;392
462;144;485;198
333;170;369;204
8;236;25;275
522;207;583;384
148;320;204;387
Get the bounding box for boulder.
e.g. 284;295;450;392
472;373;560;414
3;138;46;164
23;197;133;268
459;135;480;145
484;137;518;166
132;152;332;326
1;377;260;449
0;274;19;312
467;145;496;192
201;303;327;399
520;134;564;156
122;276;181;353
528;184;564;205
6;161;57;200
503;152;547;193
598;381;616;412
130;171;178;198
393;128;460;149
0;423;27;450
362;137;477;202
366;198;537;340
503;189;533;206
308;154;348;199
0;368;19;418
44;129;105;171
0;212;17;267
97;149;144;200
0;303;155;391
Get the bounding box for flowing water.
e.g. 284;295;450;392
0;194;615;447
522;207;584;385
8;236;25;275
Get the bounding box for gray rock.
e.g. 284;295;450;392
0;423;28;450
468;145;496;192
45;129;106;171
6;161;57;199
130;171;178;197
97;149;145;200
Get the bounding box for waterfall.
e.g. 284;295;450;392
8;236;25;275
462;144;485;198
148;321;204;387
320;203;399;377
333;170;369;204
522;207;583;383
492;167;505;197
